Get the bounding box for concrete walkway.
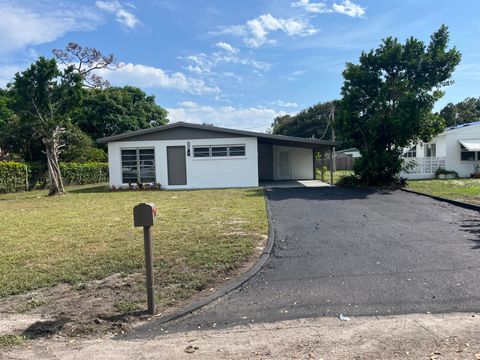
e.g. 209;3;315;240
260;180;330;188
3;313;480;359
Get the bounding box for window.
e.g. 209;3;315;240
193;145;246;158
211;146;228;157
403;146;417;158
121;148;156;183
424;143;436;157
193;147;210;157
460;144;476;161
229;146;246;156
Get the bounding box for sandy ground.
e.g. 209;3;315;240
2;312;480;359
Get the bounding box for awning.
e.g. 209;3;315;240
459;139;480;151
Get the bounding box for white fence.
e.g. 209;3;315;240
401;157;445;178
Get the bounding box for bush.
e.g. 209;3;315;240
435;168;458;179
336;174;363;187
60;162;109;185
0;161;28;193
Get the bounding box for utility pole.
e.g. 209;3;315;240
331;104;336;173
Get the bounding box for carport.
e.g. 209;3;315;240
256;134;337;183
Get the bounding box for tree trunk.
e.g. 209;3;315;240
43;126;65;196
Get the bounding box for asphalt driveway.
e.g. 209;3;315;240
131;187;480;337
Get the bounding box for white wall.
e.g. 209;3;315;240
273;145;313;180
107;137;259;189
444;126;480;177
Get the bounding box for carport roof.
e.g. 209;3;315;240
97;121;338;149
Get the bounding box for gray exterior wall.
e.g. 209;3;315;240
116;127;239;141
258;142;274;180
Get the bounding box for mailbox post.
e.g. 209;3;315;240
133;203;157;315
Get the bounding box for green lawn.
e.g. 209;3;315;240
406;178;480;205
0;184;267;299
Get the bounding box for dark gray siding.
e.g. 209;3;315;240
258;142;274;180
118;127;240;141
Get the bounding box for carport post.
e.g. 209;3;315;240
320;152;325;182
329;150;334;185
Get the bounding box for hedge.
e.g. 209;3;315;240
0;161;28;193
60;162;109;185
0;161;109;193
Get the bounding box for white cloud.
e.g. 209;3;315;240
0;65;23;87
332;0;365;17
96;1;140;28
167;102;290;132
0;2;101;54
271;100;299;108
292;0;365;17
96;63;220;95
215;42;238;53
291;0;332;14
214;13;318;48
183;51;270;77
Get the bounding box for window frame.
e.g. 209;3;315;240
460;144;477;162
192;144;246;159
424;143;436;158
403;146;417;158
121;147;156;184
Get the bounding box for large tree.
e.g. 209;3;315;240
337;25;461;185
271;101;338;140
8;57;83;195
73;86;168;141
439;97;480;126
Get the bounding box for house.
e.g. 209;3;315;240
97;121;336;189
401;121;480;179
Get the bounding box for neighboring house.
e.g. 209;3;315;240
401;121;480;179
336;148;361;159
97;121;336;189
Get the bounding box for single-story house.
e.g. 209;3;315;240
401;121;480;179
97;121;337;189
342;121;480;179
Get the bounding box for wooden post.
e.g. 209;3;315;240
312;149;316;180
330;150;334;185
143;226;155;315
133;203;157;315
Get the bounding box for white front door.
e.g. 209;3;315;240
277;150;291;180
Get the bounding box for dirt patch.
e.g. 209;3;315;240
0;234;268;344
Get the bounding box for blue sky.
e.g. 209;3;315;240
1;0;479;131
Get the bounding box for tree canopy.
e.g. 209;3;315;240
271;101;338;140
74;86;168;141
337;25;461;185
439;97;480;126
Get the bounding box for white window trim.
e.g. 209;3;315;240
120;147;156;183
192;144;246;160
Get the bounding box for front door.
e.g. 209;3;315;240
277;150;291;180
167;146;187;185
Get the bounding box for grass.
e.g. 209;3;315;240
406;178;480;205
0;184;268;299
317;169;354;185
114;300;143;313
0;334;25;348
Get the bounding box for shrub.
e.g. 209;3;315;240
435;168;458;179
0;161;28;193
60;162;109;185
336;174;363;187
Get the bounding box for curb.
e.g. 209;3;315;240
400;188;480;212
142;190;275;328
